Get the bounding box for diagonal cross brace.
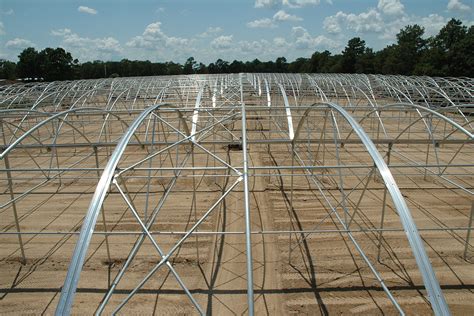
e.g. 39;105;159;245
113;178;204;314
111;177;242;314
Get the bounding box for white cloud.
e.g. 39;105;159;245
211;35;233;50
323;14;342;34
324;9;384;34
78;6;97;15
123;21;200;62
0;21;5;35
447;0;471;12
247;18;276;28
126;21;189;49
52;28;120;53
238;39;271;54
273;10;303;21
292;26;340;50
255;0;320;8
273;37;290;48
379;14;449;40
208;26;222;33
324;5;453;44
282;0;320;8
5;38;35;49
377;0;405;15
248;10;302;28
51;28;121;60
51;28;71;37
199;26;223;37
255;0;280;8
419;14;449;36
378;16;407;40
126;36;153;49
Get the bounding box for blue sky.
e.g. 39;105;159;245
0;0;472;63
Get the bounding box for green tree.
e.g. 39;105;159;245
166;61;182;75
415;19;470;76
395;25;427;74
436;18;467;51
415;38;447;76
229;60;244;73
373;45;398;74
288;57;310;73
183;57;196;74
448;25;474;76
340;37;366;73
0;59;17;79
436;19;471;76
195;62;208;74
309;50;332;73
37;47;75;81
17;47;40;80
214;59;229;73
355;48;375;74
248;59;262;72
275;57;288;73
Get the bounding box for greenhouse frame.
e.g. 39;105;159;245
1;73;473;315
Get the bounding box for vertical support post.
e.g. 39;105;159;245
3;155;27;264
377;142;392;262
265;78;271;152
241;101;254;315
408;111;412;141
1;120;26;264
376;111;381;150
464;201;474;260
424;143;430;180
288;143;295;264
192;143;200;263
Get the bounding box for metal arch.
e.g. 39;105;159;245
5;83;108;143
0;106;149;208
373;75;413;103
55;103;170;315
191;84;206;141
96;83;172;143
6;88;63;139
277;84;295;140
0;108;143;160
410;80;459;108
0;120;50;194
293;102;450;316
375;75;468;109
442;118;474;141
143;104;191;143
0;115;47;150
346;103;473;184
0;109;95;186
307;75;389;138
264;77;271;107
305;74;329;102
346;103;473;141
0;109;92;159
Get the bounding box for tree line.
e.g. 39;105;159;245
0;18;472;81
